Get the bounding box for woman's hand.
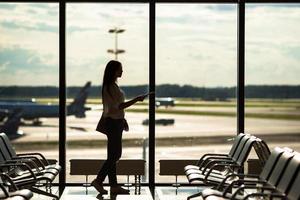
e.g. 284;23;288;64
135;94;147;102
119;93;152;110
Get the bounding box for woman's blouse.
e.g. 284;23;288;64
102;83;125;119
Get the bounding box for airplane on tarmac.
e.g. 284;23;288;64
155;97;175;108
0;108;23;140
0;82;92;125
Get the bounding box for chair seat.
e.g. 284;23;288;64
9;189;33;199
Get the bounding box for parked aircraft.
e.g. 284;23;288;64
0;82;91;125
0;108;23;140
155;97;175;108
142;118;175;126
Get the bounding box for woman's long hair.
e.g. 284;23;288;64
102;60;121;97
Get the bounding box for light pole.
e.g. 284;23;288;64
107;27;125;60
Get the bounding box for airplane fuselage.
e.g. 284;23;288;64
0;102;60;119
0;81;90;121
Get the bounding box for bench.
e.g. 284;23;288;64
70;159;145;194
159;159;198;187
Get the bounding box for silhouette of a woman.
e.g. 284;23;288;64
92;60;148;195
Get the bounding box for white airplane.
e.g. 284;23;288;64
155;97;175;108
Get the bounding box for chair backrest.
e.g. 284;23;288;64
253;138;271;166
259;147;285;181
231;134;251;161
236;136;257;166
268;150;295;187
276;153;300;195
0;148;10;166
287;164;300;200
227;133;246;158
0;138;13;161
0;133;17;158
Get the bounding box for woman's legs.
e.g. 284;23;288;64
96;118;123;185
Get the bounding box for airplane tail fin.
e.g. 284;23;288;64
0;108;23;140
67;81;91;118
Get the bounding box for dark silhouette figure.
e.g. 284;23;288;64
92;60;150;195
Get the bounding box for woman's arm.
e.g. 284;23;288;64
118;94;147;110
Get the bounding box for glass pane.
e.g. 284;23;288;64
156;4;237;183
66;3;149;183
245;4;300;152
0;3;59;182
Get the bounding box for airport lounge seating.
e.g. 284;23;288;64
184;133;246;173
0;139;59;178
185;134;252;178
0;133;61;173
185;135;270;199
202;148;300;200
0;133;59;199
186;135;257;184
0;183;33;200
201;147;289;198
0;152;58;199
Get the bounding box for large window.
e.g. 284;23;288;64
156;3;237;182
245;4;300;152
66;3;149;183
2;1;300;188
0;3;59;182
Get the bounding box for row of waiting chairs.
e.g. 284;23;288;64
0;132;61;200
185;133;300;200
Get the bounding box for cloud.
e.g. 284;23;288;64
247;4;300;9
67;25;99;34
0;4;17;10
1;3;300;87
0;46;56;71
0;47;58;86
0;61;10;71
0;20;58;33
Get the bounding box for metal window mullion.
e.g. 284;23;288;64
237;0;245;135
59;0;66;196
149;0;156;196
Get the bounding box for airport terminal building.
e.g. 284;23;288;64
0;0;300;199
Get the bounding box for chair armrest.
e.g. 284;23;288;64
231;184;277;199
198;156;232;170
0;183;9;197
8;158;42;173
197;153;228;166
0;163;37;180
202;159;235;175
217;173;260;190
0;173;18;191
16;153;49;165
223;178;267;196
12;156;45;170
203;162;235;181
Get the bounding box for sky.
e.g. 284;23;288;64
0;3;299;87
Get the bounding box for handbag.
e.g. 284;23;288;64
96;114;107;135
123;118;129;132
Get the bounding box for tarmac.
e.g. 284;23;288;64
10;107;300;182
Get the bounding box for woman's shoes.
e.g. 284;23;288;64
91;180;129;195
110;186;130;194
91;179;108;194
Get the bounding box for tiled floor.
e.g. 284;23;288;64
156;186;209;200
29;185;209;199
60;186;152;200
58;186;208;200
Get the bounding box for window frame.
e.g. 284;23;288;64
1;0;299;197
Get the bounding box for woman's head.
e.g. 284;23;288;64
102;60;122;85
